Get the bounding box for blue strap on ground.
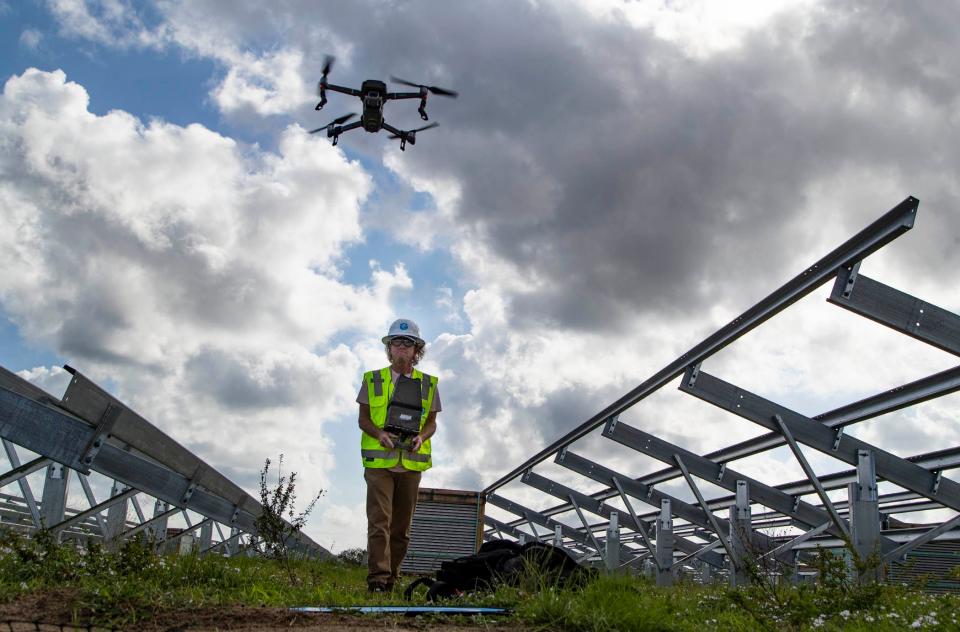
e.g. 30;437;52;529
291;605;511;615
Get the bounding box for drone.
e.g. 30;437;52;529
309;56;457;150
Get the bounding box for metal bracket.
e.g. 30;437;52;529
686;363;701;388
557;447;568;463
832;426;844;451
78;403;122;473
607;415;620;434
840;261;861;299
716;462;726;482
181;464;206;505
932;470;943;495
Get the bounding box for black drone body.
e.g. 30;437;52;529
309;56;456;150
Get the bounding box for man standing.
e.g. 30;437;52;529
357;318;440;592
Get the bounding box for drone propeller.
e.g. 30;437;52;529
388;122;439;139
308;113;355;134
389;76;458;97
321;55;335;82
316;55;336;108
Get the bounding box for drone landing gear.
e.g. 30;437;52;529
418;96;429;121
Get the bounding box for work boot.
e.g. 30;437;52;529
367;582;389;593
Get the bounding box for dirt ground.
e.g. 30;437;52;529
0;590;529;631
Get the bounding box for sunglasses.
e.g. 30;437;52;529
390;337;417;348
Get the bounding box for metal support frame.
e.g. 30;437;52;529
605;511;620;571
850;450;882;581
557;448;802;565
0;365;328;559
726;481;752;587
601;418;881;549
50;486;137;536
762;522;831;561
479;198;960;588
673;455;738;568
881;513;960;565
567;494;605;559
681;372;960;515
2;439;41;528
520;470;724;567
771;414;851;540
486;493;595;550
0;457;51;489
829;270;960;356
655;499;674;586
484;197;919;496
40;462;69;531
150;500;170;541
104;481;131;545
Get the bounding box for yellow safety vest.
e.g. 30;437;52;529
360;367;437;471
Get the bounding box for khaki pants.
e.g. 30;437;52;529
364;467;422;586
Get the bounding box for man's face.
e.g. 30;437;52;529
389;337;417;362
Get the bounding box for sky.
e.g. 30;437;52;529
1;0;959;552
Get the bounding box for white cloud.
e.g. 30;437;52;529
577;0;821;58
15;365;71;398
19;28;43;50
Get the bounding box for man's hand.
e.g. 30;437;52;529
410;434;424;451
378;431;396;449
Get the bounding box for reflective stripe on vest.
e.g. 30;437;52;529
371;371;383;396
403;451;431;463
361;448;398;460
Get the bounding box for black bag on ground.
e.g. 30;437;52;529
404;539;595;601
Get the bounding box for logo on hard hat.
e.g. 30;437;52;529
400;322;409;330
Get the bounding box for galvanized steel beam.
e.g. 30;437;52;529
680;370;960;514
521;470;725;568
486;493;593;548
829;272;960;356
600;417;899;552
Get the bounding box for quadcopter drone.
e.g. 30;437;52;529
309;56;457;150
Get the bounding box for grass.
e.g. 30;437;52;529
1;530;959;630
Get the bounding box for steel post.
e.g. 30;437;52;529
850;450;882;582
104;481;129;548
729;480;751;587
655;499;674;586
40;462;69;532
151;500;170;542
199;519;214;553
605;511;620;571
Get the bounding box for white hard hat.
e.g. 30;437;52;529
382;318;424;345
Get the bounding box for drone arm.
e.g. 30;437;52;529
324;83;362;97
329;120;364;146
387;90;430;120
385;91;423;100
332;120;364;137
380;121;410;150
380;121;405;136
